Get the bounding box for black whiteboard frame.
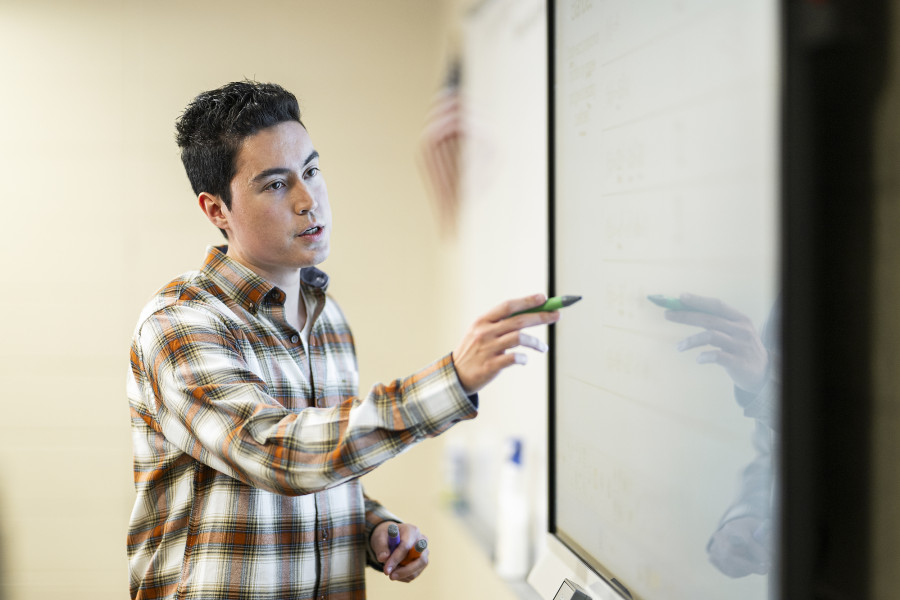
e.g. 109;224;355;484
779;1;885;598
546;1;886;598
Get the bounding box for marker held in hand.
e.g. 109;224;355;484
400;538;428;566
510;295;582;317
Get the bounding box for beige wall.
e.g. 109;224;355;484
0;1;515;598
6;2;900;600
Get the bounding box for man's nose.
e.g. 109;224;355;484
293;183;317;214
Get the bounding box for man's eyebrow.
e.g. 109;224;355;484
304;150;320;166
249;150;320;185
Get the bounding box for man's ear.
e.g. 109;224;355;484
198;192;230;233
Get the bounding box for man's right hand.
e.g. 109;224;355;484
451;294;559;395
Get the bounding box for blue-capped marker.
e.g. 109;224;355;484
387;523;401;553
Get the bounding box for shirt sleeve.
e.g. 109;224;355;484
714;420;775;527
734;375;779;431
131;302;478;496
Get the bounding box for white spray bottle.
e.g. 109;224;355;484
494;437;530;579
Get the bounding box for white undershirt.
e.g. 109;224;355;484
297;286;314;358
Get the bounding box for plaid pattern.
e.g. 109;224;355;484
127;246;477;599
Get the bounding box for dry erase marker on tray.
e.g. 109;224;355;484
387;523;401;553
511;295;582;316
400;538;428;566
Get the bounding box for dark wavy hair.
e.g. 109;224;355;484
175;80;304;213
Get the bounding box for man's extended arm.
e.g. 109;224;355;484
131;302;477;496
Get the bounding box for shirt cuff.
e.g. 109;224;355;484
448;352;479;410
734;376;779;431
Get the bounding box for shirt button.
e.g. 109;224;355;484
248;302;256;312
291;334;300;344
321;529;328;540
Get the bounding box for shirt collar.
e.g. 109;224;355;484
201;245;330;314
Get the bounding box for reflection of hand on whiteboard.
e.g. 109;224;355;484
650;293;769;394
706;516;773;578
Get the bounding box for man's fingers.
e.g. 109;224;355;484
496;330;549;354
385;544;429;582
520;332;549;352
709;534;768;577
709;551;761;578
665;308;734;332
371;525;391;563
696;349;728;366
676;330;712;352
678;293;746;321
486;352;527;369
700;350;744;370
677;330;741;354
496;310;559;336
483;293;547;323
390;555;428;582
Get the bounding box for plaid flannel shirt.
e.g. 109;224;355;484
127;246;477;599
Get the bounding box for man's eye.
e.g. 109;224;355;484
306;167;320;179
267;181;286;191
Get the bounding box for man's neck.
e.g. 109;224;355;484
223;250;307;332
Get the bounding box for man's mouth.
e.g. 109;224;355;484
298;225;323;237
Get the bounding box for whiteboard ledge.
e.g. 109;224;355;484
527;534;629;600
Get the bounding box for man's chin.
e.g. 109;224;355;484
298;248;330;269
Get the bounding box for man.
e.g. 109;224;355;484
126;80;557;599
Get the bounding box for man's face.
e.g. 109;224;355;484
218;120;331;281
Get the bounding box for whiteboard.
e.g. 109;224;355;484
552;1;780;599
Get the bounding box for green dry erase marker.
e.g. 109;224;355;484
511;295;582;316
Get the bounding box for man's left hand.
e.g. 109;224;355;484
371;521;430;582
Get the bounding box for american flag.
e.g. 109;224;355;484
418;59;463;236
